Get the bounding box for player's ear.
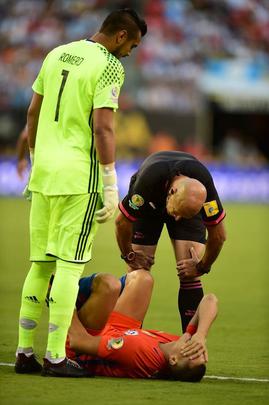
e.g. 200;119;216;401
169;354;177;366
116;30;128;44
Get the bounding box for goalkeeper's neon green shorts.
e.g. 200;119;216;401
30;192;101;263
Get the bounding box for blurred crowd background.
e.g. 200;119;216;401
0;0;269;168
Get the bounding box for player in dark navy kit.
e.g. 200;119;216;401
115;151;226;331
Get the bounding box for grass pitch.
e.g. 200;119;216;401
0;199;268;404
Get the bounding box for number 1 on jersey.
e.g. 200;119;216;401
54;69;69;122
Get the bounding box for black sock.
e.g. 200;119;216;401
178;280;204;333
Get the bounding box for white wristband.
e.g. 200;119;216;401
100;163;117;188
29;148;34;165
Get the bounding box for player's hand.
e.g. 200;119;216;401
95;186;119;224
22;148;34;201
180;332;208;362
17;158;28;179
23;183;32;201
176;247;200;280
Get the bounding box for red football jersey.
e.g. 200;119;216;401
67;311;180;378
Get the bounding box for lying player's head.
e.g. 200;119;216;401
166;177;207;221
160;333;207;382
100;9;147;58
168;356;206;382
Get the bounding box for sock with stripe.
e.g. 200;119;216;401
178;279;204;333
46;260;84;362
17;262;55;354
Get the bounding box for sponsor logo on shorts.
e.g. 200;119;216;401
124;330;139;336
203;200;219;217
134;231;144;240
107;337;124;350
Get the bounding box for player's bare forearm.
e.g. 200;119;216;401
186;294;218;337
68;311;100;356
181;294;218;361
95;127;115;164
188;310;199;329
93;108;116;165
16;127;29;178
115;211;133;256
115;213;153;270
196;294;218;338
198;220;226;273
17;126;28;161
27;92;43;149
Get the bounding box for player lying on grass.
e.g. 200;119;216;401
66;270;218;381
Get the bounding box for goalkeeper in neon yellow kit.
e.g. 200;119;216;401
15;8;147;377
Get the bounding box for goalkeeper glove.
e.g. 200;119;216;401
23;148;34;201
96;163;119;224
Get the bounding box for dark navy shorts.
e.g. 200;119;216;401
132;212;206;246
76;274;127;311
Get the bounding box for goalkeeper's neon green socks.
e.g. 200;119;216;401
17;262;55;354
45;260;84;362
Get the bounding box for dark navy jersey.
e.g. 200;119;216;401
119;151;225;226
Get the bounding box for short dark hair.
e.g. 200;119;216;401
100;8;147;38
169;363;206;383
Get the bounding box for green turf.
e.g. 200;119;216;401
0;199;269;404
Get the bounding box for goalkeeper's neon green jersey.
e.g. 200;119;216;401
29;40;125;195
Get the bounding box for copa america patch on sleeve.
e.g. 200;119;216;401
203;200;219;217
110;86;119;103
128;194;144;210
107;337;124;350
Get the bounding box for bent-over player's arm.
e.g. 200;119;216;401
115;211;134;257
194;162;227;275
197;220;227;275
68;311;101;356
27;92;43;150
115;211;153;270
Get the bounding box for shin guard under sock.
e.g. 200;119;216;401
17;262;55;352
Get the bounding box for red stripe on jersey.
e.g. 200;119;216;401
180;284;202;290
203;210;226;226
119;201;137;222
